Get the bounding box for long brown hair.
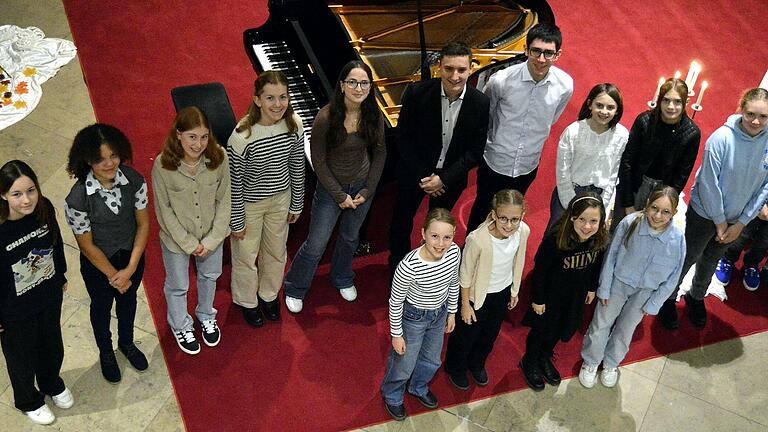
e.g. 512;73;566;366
622;185;679;247
0;160;56;244
327;60;382;150
236;70;298;138
161;107;225;171
552;192;609;251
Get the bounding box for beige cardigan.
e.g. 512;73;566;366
152;153;231;255
459;219;530;310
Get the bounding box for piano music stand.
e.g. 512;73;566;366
170;82;237;146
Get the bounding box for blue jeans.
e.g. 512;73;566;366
283;180;373;299
161;242;221;332
380;302;447;405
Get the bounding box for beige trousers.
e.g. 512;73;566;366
230;190;290;308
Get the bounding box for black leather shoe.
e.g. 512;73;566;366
539;357;561;385
657;298;678;330
119;343;149;372
519;359;545;391
470;368;489;386
384;402;406;421
685;293;707;328
448;372;470;390
261;298;280;321
99;350;121;384
242;305;264;328
410;389;438;409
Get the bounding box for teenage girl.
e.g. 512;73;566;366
579;186;685;388
520;192;609;391
380;208;460;421
228;70;305;327
64;124;149;384
153;107;230;354
548;83;629;229
443;189;530;390
282;60;386;313
0;161;72;425
614;78;701;229
658;88;768;329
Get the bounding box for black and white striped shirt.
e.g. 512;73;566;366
227;114;305;232
388;243;460;337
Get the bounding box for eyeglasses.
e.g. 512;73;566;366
527;47;558;60
648;205;673;218
343;79;371;90
497;216;522;225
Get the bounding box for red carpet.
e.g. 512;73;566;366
62;1;768;431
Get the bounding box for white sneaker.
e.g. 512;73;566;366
25;404;55;425
601;367;619;387
285;296;303;313
51;387;74;409
339;286;358;302
578;364;598;388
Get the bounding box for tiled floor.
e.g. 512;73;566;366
2;1;767;431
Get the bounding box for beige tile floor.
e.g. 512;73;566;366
2;1;768;431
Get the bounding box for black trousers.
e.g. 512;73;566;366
388;176;464;276
467;159;538;232
80;250;145;353
523;325;560;363
0;302;65;412
444;286;511;375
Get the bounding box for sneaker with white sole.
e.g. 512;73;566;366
743;266;761;291
339;286;357;302
285;296;303;313
25;404;55;425
173;328;201;355
578;364;598;388
600;367;619;387
51;387;74;409
200;319;221;347
714;258;734;285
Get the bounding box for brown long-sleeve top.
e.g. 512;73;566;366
309;105;386;203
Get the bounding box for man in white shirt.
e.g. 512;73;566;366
466;22;573;231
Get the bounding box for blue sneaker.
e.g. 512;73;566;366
714;258;734;285
743;266;761;291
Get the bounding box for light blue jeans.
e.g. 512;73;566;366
380;302;447;406
283;180;373;299
161;242;221;332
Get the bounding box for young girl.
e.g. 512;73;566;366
227;70;304;327
579;186;685;388
658;88;768;329
548;83;629;229
64;124;149;384
520;192;609;391
282;60;386;313
1;161;72;425
444;189;530;390
380;208;459;421
614;78;701;229
153;107;230;354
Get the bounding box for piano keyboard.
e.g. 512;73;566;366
252;41;320;168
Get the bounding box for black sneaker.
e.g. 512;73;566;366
384;402;406;421
470;368;489;386
685;293;707;328
657;298;678;330
448;371;470;390
99;351;121;384
173;328;201;355
242;305;263;328
539;357;561;385
200;319;221;347
119;343;149;372
519;359;545;391
410;389;438;409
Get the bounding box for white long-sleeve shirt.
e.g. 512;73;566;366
556;119;629;209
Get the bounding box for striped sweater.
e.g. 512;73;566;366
227;113;305;232
388;243;460;337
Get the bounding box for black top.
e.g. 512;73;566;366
395;78;490;191
616;112;701;207
523;233;604;342
0;198;66;324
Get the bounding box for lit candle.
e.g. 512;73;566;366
674;70;682;79
652;77;665;101
760;70;768;90
685;61;701;90
695;81;709;106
